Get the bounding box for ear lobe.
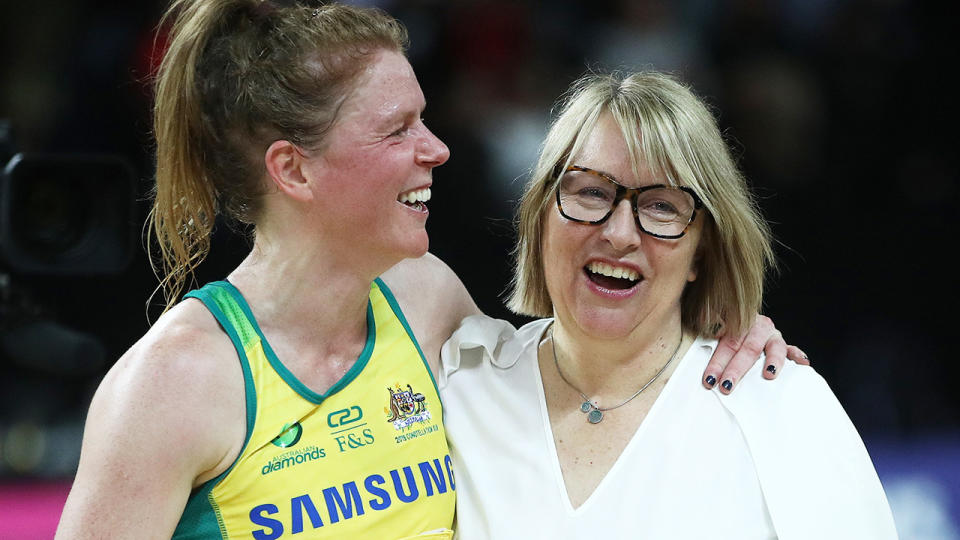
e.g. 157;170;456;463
687;241;703;283
688;219;711;283
264;140;314;202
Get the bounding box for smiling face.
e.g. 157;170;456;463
303;49;449;269
542;112;703;340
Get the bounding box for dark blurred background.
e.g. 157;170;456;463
0;0;957;537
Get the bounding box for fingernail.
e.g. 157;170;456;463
766;364;776;374
721;379;733;391
705;375;717;387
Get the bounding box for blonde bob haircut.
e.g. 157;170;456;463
507;71;775;338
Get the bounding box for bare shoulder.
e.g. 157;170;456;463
125;298;238;388
381;253;481;375
56;299;245;538
101;297;244;477
109;299;240;423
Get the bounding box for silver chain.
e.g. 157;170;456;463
550;325;682;423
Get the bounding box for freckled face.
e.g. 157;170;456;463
305;50;449;268
542;112;702;340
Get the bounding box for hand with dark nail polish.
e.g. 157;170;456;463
721;379;733;391
766;364;776;374
705;375;717;387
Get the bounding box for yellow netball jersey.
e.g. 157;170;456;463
172;279;455;539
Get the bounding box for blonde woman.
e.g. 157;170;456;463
440;72;896;538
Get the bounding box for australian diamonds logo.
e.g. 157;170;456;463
271;421;303;448
262;421;326;475
385;384;432;430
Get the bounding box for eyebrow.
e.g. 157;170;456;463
570;165;622;185
570;164;672;189
379;101;426;130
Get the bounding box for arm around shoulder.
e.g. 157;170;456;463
381;253;481;374
56;301;245;539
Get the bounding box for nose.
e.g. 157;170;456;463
600;200;642;251
416;124;450;168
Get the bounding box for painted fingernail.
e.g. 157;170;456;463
766;364;776;374
721;379;733;391
705;375;717;387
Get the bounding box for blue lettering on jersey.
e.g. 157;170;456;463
365;474;392;511
444;454;456;490
290;494;324;533
323;481;365;523
418;459;447;496
250;504;283;540
248;454;453;537
390;466;420;503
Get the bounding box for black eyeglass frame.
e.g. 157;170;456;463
554;165;704;240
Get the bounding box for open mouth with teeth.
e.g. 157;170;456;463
585;261;642;290
398;187;431;212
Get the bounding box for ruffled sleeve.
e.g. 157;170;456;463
438;314;518;389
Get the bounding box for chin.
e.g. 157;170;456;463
572;307;640;340
396;230;430;259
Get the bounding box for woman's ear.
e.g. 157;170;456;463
687;222;709;283
264;140;314;202
687;253;700;283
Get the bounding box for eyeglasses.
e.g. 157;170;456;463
555;165;703;239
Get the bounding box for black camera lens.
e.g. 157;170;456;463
0;154;135;275
11;176;89;260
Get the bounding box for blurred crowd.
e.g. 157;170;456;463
0;0;957;535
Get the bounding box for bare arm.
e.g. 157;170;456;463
384;257;808;394
701;314;810;394
381;252;481;375
56;302;245;539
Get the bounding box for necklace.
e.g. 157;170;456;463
550;326;682;424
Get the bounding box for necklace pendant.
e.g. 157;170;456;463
587;409;604;424
580;401;593;414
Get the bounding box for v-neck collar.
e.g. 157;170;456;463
528;321;708;513
214;280;377;403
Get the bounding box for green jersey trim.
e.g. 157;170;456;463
171;473;222;539
373;277;442;402
213;280;376;405
174;285;260;539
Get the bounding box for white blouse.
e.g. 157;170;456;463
439;316;897;540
